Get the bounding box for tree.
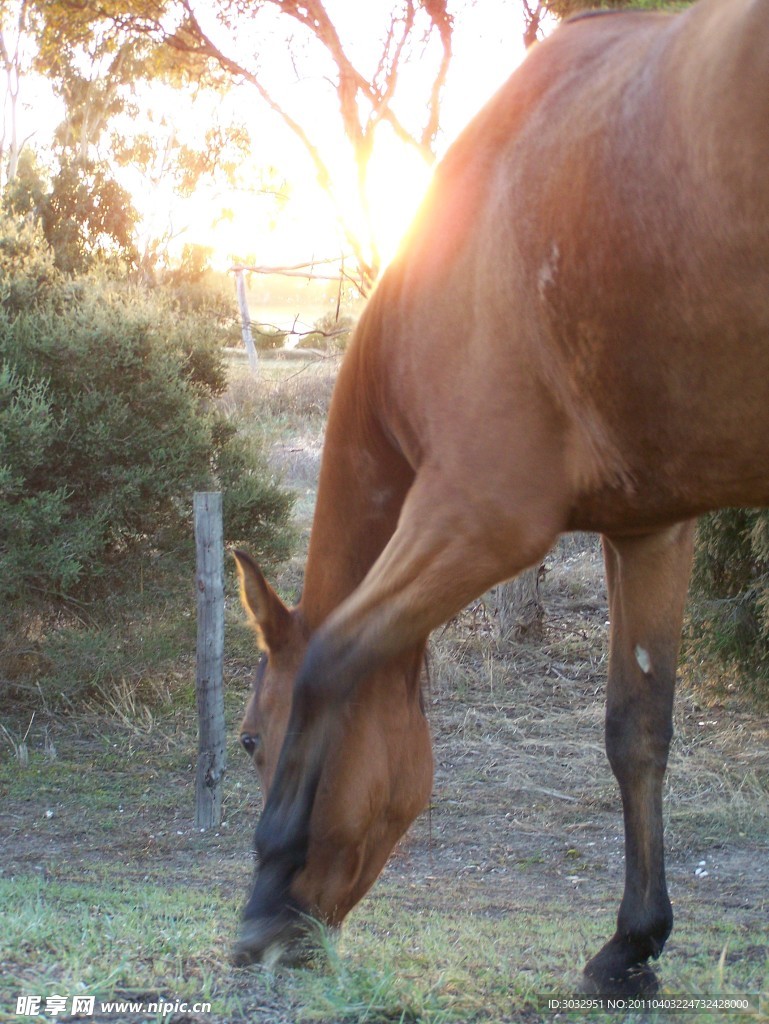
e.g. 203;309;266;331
0;0;37;188
0;4;141;267
2;86;140;270
44;0;454;292
492;564;544;648
2;2;274;274
110;100;265;276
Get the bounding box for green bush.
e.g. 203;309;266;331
216;429;295;565
689;509;769;703
0;364;93;599
0;214;294;706
254;324;288;351
158;258;242;389
0;279;293;599
0;212;58;315
1;286;210;599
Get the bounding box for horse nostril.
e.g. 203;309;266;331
240;733;258;756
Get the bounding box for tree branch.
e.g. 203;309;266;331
419;0;453;154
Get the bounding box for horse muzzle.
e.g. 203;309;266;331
233;903;321;967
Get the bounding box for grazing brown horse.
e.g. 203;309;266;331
232;0;769;995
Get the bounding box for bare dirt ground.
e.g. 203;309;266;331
3;534;766;1019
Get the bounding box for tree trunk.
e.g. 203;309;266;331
234;268;259;373
493;565;544;648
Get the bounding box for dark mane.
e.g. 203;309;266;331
567;7;659;24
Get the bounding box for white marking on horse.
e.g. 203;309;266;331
537;242;560;301
634;645;652;675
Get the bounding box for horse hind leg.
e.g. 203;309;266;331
583;521;695;996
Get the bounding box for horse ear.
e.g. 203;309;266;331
232;549;292;653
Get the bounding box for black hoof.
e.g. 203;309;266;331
582;939;660;997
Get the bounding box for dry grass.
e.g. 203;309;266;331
425;538;769;839
218;355;340;542
218;354;340;431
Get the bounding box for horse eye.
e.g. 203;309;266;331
240;733;261;758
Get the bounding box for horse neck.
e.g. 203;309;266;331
299;338;413;632
673;0;769;145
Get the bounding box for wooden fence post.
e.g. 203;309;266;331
194;491;226;828
234;266;259;373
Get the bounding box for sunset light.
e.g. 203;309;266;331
119;0;527;277
4;0;530;280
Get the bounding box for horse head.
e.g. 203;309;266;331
232;549;433;966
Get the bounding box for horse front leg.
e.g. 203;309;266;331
241;472;563;962
583;522;695;996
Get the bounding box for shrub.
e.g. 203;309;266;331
689;509;769;703
0;215;295;706
1;274;294;599
0;212;58;315
1;286;212;600
0;364;95;600
158;260;242;390
296;311;355;351
253;324;288;351
214;426;295;567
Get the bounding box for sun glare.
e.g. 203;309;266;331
157;0;527;278
162;125;435;276
366;139;434;268
13;0;529;279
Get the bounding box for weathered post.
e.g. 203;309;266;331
234;266;259;373
194;491;226;828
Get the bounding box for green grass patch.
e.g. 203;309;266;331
0;875;239;1019
1;695;766;1024
2;682;766;1022
1;857;766;1023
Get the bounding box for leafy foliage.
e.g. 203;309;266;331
297;311;355;351
0;213;293;604
0;211;294;704
11;0;456;291
689;510;769;702
253;324;288;351
5;148;138;274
